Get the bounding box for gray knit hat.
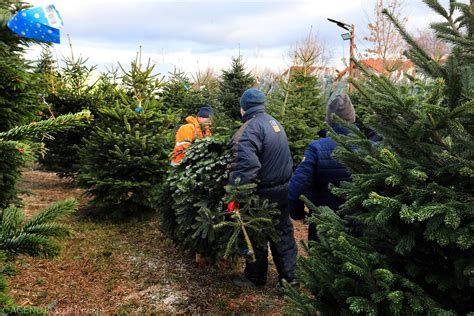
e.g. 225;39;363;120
326;94;356;124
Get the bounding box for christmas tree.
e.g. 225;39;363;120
159;69;218;121
159;136;280;261
38;49;100;177
0;109;88;314
0;1;44;132
285;1;473;314
217;56;255;121
77;55;178;213
267;50;325;162
0;111;91;209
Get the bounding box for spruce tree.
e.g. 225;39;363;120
158;136;280;261
0;111;91;209
267;63;325;162
217;56;255;120
0;1;44;132
77;55;178;213
159;69;192;115
160;69;218;120
285;1;473;314
34;47;57;94
267;32;327;161
0;111;89;314
39;51;100;177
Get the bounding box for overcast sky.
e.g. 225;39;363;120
25;0;458;77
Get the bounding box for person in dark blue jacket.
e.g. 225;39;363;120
229;88;297;287
288;94;355;241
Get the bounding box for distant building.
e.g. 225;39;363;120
335;58;416;81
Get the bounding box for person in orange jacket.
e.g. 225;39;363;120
171;105;213;166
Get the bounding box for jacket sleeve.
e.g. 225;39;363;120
288;144;317;220
229;122;262;186
175;124;195;145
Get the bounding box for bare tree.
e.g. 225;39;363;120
415;29;451;63
288;28;330;75
191;67;218;90
364;0;408;73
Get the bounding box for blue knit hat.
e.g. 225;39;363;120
197;105;213;118
240;88;265;111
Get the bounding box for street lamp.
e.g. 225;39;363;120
327;18;355;94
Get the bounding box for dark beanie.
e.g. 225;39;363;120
197;105;213;118
240;88;265;111
326;94;356;124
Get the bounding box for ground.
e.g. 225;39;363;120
9;169;308;314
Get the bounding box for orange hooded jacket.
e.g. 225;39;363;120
171;116;211;166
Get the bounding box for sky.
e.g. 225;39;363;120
24;0;457;78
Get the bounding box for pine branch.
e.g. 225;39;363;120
422;0;450;19
22;199;78;230
382;9;440;75
0;199;77;258
0;110;92;140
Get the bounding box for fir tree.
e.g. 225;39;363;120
267;65;325;162
0;111;91;209
34;47;57;94
160;69;218;120
0;109;88;314
217;56;255;120
268;32;326;161
39;50;100;177
285;1;474;314
158;136;280;261
159;69;192;115
77;55;178;213
0;108;87;314
0;1;44;132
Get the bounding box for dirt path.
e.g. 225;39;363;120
10;170;306;314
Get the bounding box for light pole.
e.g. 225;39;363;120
328;18;355;94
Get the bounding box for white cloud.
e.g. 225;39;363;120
24;0;466;76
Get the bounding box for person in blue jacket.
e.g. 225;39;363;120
288;94;355;241
228;88;297;287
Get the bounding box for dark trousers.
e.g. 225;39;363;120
244;195;298;285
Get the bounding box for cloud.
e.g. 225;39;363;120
25;0;465;75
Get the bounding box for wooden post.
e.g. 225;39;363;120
349;24;355;95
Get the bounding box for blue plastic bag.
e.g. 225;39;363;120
7;5;63;44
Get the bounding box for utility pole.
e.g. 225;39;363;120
328;18;356;94
349;24;355;94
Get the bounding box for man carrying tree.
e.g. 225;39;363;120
228;88;297;287
171;105;213;166
288;94;355;240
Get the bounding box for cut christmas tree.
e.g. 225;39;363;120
158;136;280;262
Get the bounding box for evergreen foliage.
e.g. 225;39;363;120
0;111;91;209
77;56;178;213
38;52;100;177
0;199;78;315
267;41;326;162
285;1;474;314
159;69;218;121
158;136;280;261
217;56;256;121
267;66;325;162
0;1;44;132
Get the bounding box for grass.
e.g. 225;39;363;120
9;169;306;314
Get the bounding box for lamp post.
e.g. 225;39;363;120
328;18;355;94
